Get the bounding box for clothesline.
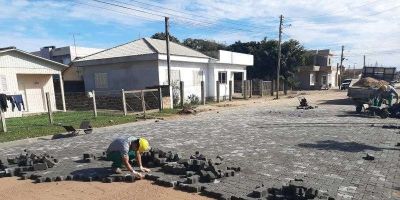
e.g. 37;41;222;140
0;93;25;112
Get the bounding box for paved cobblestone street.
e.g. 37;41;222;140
1;91;400;200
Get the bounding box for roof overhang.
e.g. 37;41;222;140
0;49;67;70
73;53;158;67
158;54;211;63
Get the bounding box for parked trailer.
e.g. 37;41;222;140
347;86;376;113
348;67;397;115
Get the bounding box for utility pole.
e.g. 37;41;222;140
339;45;344;89
276;14;283;99
165;17;171;86
363;55;366;67
165;17;173;109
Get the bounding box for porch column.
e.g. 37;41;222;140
59;73;66;112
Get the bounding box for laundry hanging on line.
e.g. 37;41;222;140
0;93;7;112
0;93;25;112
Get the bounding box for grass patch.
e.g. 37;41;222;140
0;111;137;143
149;108;180;117
0;109;183;143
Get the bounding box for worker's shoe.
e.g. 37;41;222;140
113;167;122;174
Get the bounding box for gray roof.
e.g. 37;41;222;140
76;38;209;62
0;48;67;69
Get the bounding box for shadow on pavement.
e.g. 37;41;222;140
319;98;354;105
336;111;377;118
297;140;398;152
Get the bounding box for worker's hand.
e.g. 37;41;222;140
140;166;151;172
132;171;144;179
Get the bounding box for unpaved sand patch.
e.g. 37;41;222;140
0;178;211;200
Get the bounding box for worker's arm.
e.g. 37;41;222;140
122;155;143;179
136;150;151;172
390;87;399;103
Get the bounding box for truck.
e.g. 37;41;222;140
347;67;397;113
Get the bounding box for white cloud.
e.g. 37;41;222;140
0;0;398;66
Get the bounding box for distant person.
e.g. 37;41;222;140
106;136;151;179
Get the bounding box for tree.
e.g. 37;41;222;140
228;38;279;80
183;38;227;58
227;38;306;82
150;32;180;43
280;39;307;80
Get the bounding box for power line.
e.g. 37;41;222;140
93;0;273;33
122;0;277;30
91;0;165;17
70;1;163;22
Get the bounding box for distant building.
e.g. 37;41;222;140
294;49;339;90
32;46;103;92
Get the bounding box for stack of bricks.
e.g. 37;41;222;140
249;179;336;200
142;150;241;195
0;150;59;179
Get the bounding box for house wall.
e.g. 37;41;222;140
158;60;208;101
295;71;312;90
218;50;254;66
208;63;247;99
82;60;159;92
0;51;62;118
158;60;247;101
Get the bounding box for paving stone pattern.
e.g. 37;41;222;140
1;102;400;199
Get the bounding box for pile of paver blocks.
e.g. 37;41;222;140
142;150;242;197
143;150;239;183
249;179;335;200
0;150;58;179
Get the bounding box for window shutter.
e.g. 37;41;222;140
0;75;7;92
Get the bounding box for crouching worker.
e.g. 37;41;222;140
106;136;151;179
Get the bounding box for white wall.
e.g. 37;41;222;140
217;50;254;66
208;63;247;99
158;60;208;101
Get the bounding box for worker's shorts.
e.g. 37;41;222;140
106;151;136;168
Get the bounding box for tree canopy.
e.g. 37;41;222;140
149;33;308;82
183;38;227;58
150;32;180;43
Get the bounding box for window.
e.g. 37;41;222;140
193;70;203;86
218;71;227;84
0;75;7;92
310;73;315;86
94;73;108;89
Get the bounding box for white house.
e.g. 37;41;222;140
73;38;253;104
0;47;67;118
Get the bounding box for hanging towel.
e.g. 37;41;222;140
0;94;7;112
13;95;25;111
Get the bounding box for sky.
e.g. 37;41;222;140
0;0;399;68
